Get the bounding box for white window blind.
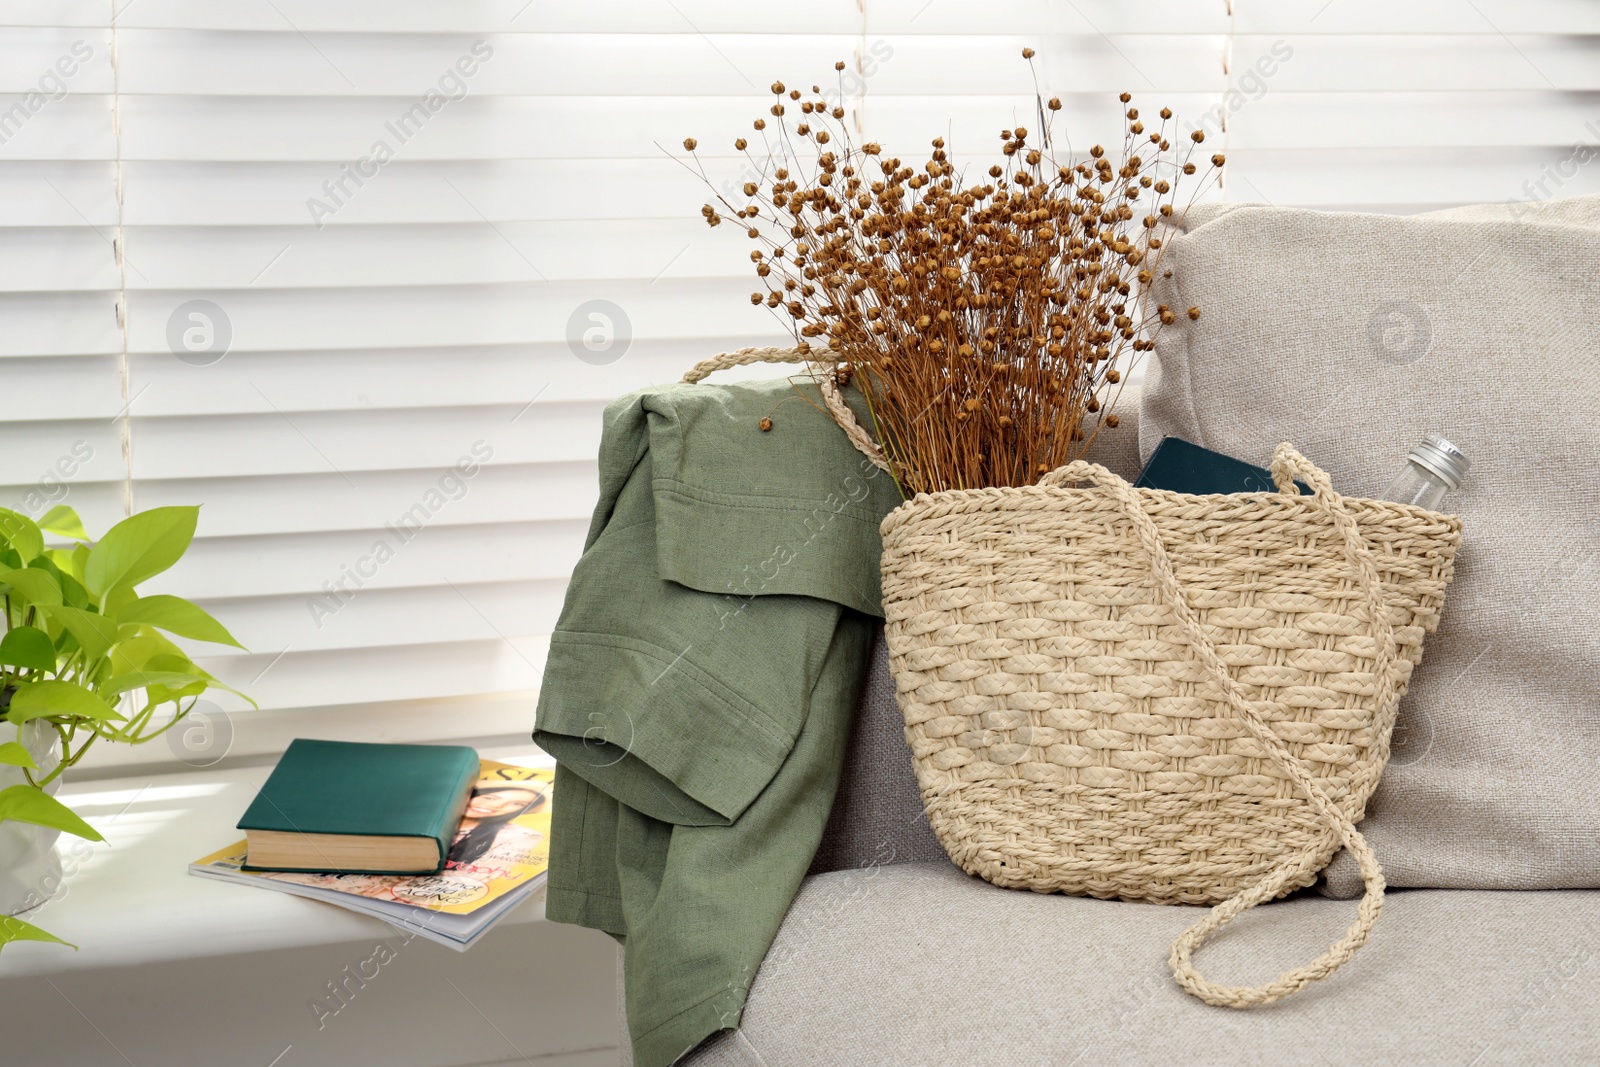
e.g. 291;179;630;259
1;1;1591;770
1214;2;1600;214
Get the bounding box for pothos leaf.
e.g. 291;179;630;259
6;681;124;724
0;509;44;564
37;505;89;542
0;742;38;769
83;506;198;599
28;556;86;609
0;913;75;953
116;595;244;649
0;784;104;841
37;605;118;664
0;568;63;608
0;627;56;673
99;670;212;700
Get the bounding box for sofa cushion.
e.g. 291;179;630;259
1139;195;1600;895
808;389;1148;876
806;629;946;875
681;863;1600;1066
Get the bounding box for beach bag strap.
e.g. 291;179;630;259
1042;445;1397;1007
682;346;889;471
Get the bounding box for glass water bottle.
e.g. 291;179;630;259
1380;432;1469;510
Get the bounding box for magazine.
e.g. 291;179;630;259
190;759;553;950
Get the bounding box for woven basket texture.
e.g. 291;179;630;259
880;479;1462;906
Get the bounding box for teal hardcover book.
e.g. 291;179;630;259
1135;436;1310;496
237;739;479;874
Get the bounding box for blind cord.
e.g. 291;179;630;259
109;0;133;518
1221;0;1234;192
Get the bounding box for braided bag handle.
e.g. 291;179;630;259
1041;444;1395;1007
682;346;889;471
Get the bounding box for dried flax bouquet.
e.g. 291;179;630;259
684;52;1223;496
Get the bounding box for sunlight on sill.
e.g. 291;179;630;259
66;781;232;813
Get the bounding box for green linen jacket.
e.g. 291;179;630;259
533;375;902;1067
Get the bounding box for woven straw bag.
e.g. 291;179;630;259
685;348;1464;1007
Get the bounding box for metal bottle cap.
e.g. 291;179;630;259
1408;432;1470;490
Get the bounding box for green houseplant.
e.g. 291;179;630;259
0;503;250;953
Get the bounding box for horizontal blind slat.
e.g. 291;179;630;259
108;94;1201;162
127;401;606;479
125;340;754;414
185;578;566;660
108;31;1228;96
0;291;120;355
121;279;786;352
132;461;601;536
191;637;549;716
144;519;589;601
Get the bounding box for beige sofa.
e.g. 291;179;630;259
616;194;1600;1064
632;389;1600;1066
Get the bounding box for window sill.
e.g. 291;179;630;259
0;743;554;978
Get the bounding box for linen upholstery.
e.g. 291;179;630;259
679;863;1600;1066
806;630;946;874
1139;195;1600;895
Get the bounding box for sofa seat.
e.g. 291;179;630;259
681;862;1599;1066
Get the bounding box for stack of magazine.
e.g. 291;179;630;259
189;759;553;950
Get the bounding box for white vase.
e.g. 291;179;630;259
0;719;66;917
